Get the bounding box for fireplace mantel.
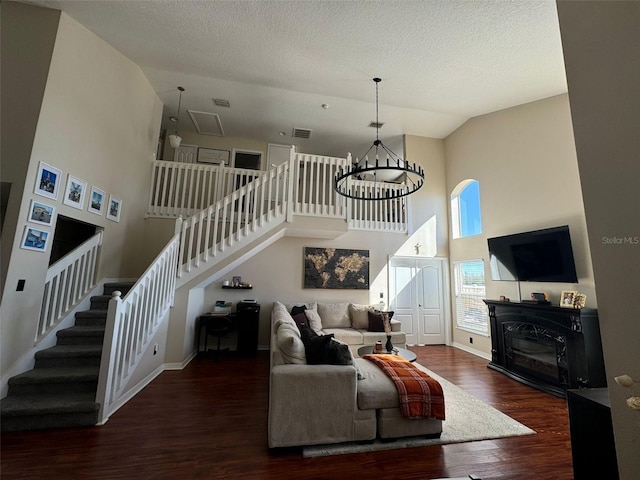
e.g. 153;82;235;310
483;300;607;397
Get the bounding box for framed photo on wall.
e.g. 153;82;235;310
27;200;55;226
88;186;106;215
106;195;122;222
303;247;370;289
34;162;62;200
62;175;87;210
21;226;50;252
197;148;229;165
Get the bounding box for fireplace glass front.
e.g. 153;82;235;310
504;323;568;388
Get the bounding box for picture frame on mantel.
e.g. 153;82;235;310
197;148;229;165
560;290;577;308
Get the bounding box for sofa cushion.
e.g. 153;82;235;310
276;323;306;364
318;302;351;328
272;302;298;330
354;358;400;410
322;328;364;345
349;303;374;329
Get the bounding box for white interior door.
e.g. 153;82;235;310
389;256;448;345
267;143;294;166
174;144;197;163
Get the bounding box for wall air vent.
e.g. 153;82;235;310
187;110;225;136
213;98;231;108
292;127;312;139
369;121;385;129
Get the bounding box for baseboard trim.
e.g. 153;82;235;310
97;364;165;425
451;342;492;361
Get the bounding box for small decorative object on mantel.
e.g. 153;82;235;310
573;293;586;309
232;276;241;287
560;290;577;308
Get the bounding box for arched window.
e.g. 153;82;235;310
451;179;482;239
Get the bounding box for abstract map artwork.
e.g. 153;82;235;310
303;247;370;289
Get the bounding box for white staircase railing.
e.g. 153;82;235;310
147;161;260;218
96;231;180;423
347;179;407;232
36;231;103;342
146;154;408;233
291;153;348;218
177;161;291;279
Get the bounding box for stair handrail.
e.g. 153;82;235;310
177;160;291;279
96;229;181;423
35;230;103;343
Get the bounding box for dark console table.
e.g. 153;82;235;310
484;300;606;397
196;302;260;356
567;388;619;479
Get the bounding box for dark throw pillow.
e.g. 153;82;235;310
304;334;335;364
368;310;395;332
298;323;319;344
291;312;308;329
290;305;307;316
325;339;353;365
298;322;352;365
367;310;386;332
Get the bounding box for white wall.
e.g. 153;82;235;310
162;130;268;169
202;230;428;349
444;94;596;353
557;2;640;478
0;9;163;379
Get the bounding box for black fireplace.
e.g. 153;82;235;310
484;300;606;397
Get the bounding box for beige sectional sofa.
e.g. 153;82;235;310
268;301;443;449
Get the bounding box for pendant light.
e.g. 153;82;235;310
168;86;185;149
334;78;424;200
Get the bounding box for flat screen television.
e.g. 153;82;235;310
488;225;578;283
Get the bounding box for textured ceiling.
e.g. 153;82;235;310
23;0;568;157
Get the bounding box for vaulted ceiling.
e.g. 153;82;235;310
24;0;568;157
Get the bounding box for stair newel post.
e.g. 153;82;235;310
286;146;296;223
95;290;123;424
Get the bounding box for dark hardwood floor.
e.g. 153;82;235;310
1;346;573;480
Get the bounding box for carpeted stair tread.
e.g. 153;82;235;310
57;325;105;336
35;344;103;359
103;282;135;295
75;310;108;318
8;366;99;385
1;393;99;416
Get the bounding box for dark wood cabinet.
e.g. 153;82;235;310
236;302;260;355
567;388;619;479
484;300;606;397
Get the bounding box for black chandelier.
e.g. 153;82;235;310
334;77;425;201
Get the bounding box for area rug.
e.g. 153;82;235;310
302;367;535;458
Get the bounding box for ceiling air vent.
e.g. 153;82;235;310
187;110;225;136
213;98;231;108
369;121;385;129
292;127;312;139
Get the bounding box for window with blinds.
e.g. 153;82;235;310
453;260;488;335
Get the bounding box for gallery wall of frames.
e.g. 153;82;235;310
22;161;122;253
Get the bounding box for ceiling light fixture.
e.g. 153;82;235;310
334;78;424;200
168;86;185;149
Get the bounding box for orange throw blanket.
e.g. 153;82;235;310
364;354;445;420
